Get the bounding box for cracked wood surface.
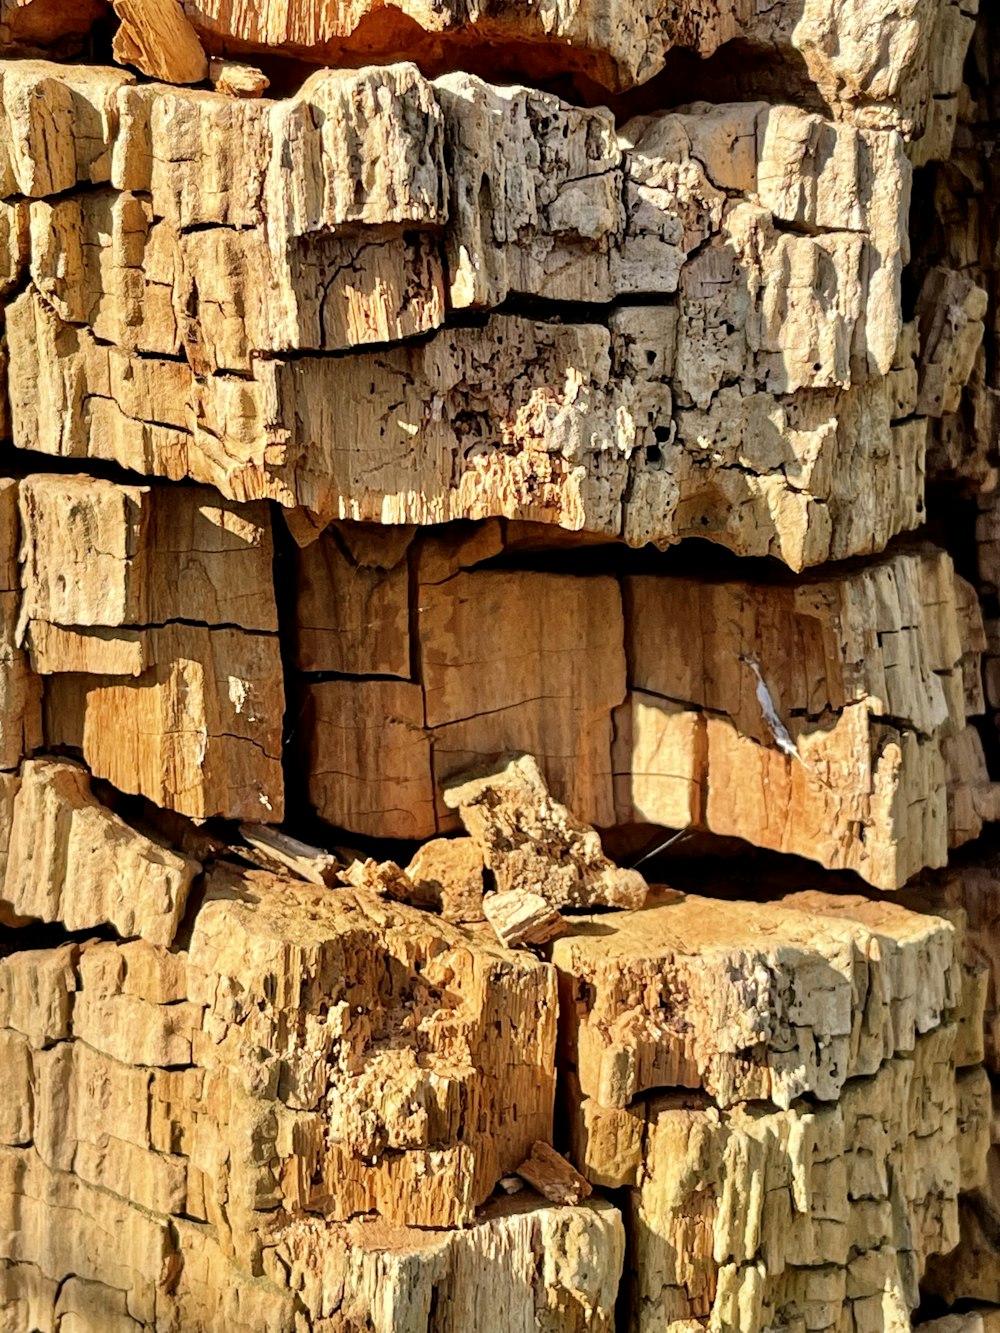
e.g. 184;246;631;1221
0;59;962;568
298;530;997;888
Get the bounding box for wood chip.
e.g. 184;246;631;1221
482;889;566;950
516;1142;592;1205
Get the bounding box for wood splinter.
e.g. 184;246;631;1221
516;1142;593;1205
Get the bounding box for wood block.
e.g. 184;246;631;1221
19;474;277;632
422;570;625;829
110;0;207;84
627;1027;962;1333
274;1197;622;1333
0;61;132;196
552;892;959;1110
183;865;558;1226
43;624;284;821
71;938;200;1069
0;1146;176;1325
619;545;992;888
304;678;434;840
292;521;411;675
0;942;78;1049
2;757;199;945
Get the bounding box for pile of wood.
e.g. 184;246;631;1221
0;0;999;1330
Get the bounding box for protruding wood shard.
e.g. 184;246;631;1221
2;757;198;943
110;0;208;84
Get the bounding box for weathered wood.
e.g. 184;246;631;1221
552;892;960;1110
110;0;208;84
208;58;268;97
482;889;566;950
0;62;955;567
43;624;285;821
19;473;277;632
2;757;199;945
516;1141;592;1205
405;837;485;922
236;823;339;887
297;538;993;888
0;2;994;1326
0;863;559;1242
627;1027;969;1332
444;754;647;910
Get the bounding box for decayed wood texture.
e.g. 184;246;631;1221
0;478;41;774
13;472;283;820
0;858;558;1244
0;60;965;568
914;859;1000;1311
1;757;198;942
553;892;961;1112
0;0;974;147
0;830;988;1331
154;0;974;137
560;888;990;1333
300;533;995;888
0;0;993;1326
622;1028;976;1333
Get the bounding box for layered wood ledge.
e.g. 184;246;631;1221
1;0;999;1331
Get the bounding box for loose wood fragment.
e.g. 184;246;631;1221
237;824;339;887
208;58;267;97
339;857;415;901
110;0;207;84
406;837;485;922
445;754;647;912
482;889;566;950
516;1141;592;1205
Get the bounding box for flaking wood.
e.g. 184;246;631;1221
0;59;943;567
